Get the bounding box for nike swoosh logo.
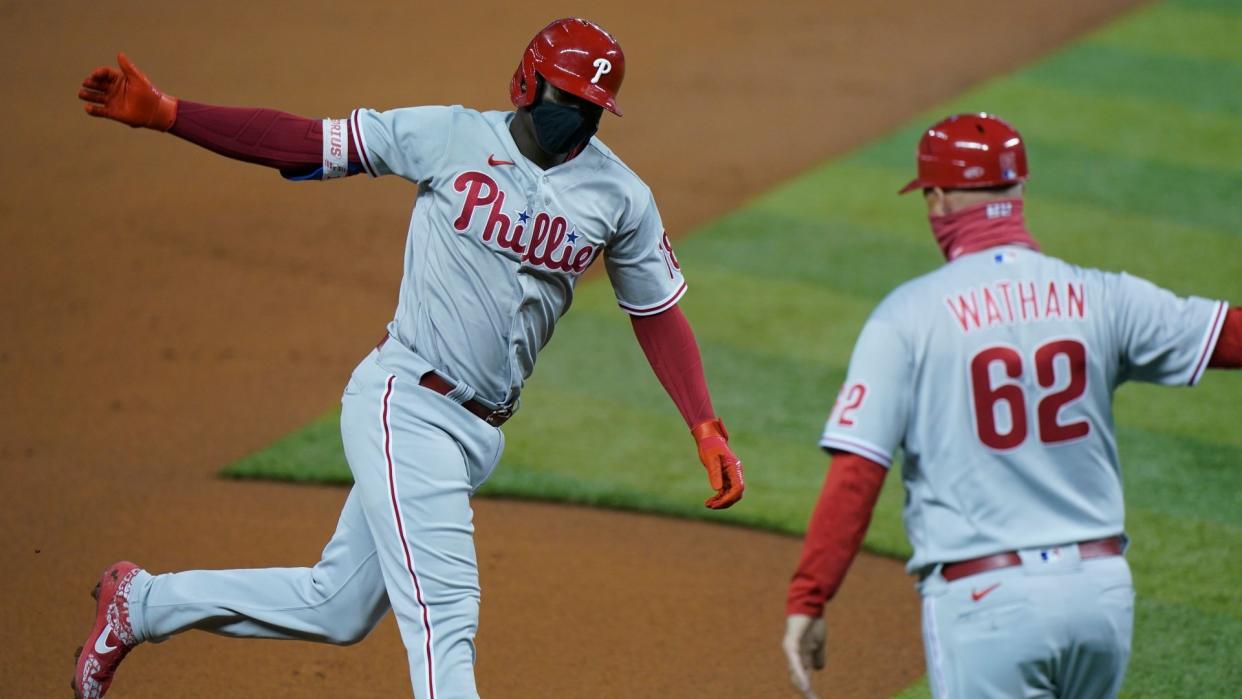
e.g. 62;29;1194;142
94;623;118;653
487;154;515;167
970;583;1001;602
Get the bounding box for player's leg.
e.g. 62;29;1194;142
74;362;393;696
920;567;1055;699
128;486;390;645
1058;556;1135;698
340;362;502;699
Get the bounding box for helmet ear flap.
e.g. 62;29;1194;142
510;59;547;110
510;55;538;109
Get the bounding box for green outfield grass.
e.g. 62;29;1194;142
225;1;1242;695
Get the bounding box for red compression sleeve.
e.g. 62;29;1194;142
169;100;362;175
1208;307;1242;368
631;305;715;427
787;452;888;617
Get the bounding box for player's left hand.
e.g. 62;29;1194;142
691;418;745;509
782;613;826;699
78;52;177;131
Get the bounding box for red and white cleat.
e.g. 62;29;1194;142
72;561;143;698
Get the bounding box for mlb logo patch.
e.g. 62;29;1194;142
999;151;1018;180
1039;547;1062;563
993;251;1016;264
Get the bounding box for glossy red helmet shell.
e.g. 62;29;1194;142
898;113;1029;194
510;18;625;116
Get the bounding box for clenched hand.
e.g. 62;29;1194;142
691;418;745;509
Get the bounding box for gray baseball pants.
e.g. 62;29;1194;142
126;338;505;699
918;544;1135;698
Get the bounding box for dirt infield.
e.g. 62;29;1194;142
2;1;1138;696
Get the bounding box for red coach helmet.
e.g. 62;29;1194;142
898;113;1028;194
510;18;625;116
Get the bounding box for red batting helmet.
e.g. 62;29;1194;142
898;113;1029;194
510;18;625;116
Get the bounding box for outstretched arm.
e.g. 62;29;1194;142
78;53;362;179
170;101;364;179
631;305;745;509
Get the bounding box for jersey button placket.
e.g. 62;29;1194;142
517;181;541;272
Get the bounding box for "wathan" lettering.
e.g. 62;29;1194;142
944;280;1086;333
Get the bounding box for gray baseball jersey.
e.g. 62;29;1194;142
820;245;1227;571
129;106;688;699
349;106;686;405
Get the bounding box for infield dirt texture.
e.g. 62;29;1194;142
4;1;1191;697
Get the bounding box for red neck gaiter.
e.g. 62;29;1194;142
929;199;1040;261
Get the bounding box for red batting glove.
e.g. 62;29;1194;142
78;52;177;131
692;418;745;509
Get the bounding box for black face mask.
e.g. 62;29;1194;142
530;101;600;155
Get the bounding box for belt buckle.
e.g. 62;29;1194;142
484;406;513;426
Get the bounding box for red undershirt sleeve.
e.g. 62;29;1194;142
1208;307;1242;368
630;305;715;427
787;451;888;617
168;100;363;176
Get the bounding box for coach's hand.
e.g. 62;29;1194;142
692;418;745;509
78;52;177;131
783;613;826;699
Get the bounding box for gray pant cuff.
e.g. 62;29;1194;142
127;569;158;644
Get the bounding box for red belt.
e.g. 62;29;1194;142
417;372;514;427
940;536;1124;582
376;335;514;427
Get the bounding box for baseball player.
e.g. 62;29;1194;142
780;113;1241;698
72;18;746;699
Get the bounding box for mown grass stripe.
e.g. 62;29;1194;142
1117;426;1242;528
1088;3;1242;63
1020;144;1242;234
1125;509;1242;618
1021;43;1242;117
1124;597;1242;696
1167;0;1242;14
1113;376;1242;450
840;68;1242;179
681;223;935;304
972;79;1242;174
1026;199;1241;292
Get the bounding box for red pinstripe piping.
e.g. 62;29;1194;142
821;436;891;467
351;109;378;177
923;596;948;696
382;375;436;699
1189;301;1227;385
618;281;687;315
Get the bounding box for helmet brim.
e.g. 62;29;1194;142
596;96;623;117
899;175;1028;195
541;72;623;116
898;178;930;195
